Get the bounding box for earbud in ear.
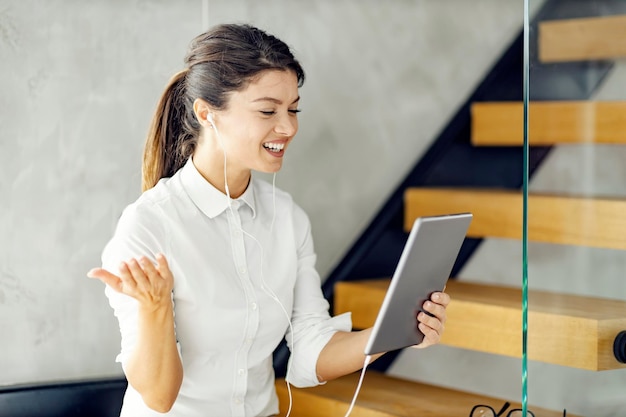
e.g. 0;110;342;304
207;113;215;125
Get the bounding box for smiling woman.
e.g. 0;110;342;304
86;23;449;417
140;24;305;195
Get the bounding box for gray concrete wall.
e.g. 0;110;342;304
0;0;203;384
0;0;523;387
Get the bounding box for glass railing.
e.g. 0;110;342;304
525;0;626;415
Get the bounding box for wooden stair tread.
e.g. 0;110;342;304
539;14;626;62
404;188;626;250
335;279;626;371
275;371;578;417
471;101;626;146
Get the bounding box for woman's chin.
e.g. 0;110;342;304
257;161;284;174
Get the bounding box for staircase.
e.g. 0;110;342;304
274;2;626;416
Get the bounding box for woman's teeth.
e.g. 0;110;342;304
263;142;285;152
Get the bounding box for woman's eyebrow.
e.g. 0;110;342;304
252;96;300;105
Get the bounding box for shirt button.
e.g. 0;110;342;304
234;397;242;404
239;266;247;274
251;302;257;310
238;368;245;376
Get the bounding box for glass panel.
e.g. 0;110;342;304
526;1;626;416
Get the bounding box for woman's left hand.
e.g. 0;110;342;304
412;291;450;349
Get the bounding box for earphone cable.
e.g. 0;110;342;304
343;355;372;417
211;117;372;417
212;118;295;416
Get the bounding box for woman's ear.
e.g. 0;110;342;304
193;98;214;128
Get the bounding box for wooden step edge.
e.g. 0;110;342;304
539;14;626;63
470;101;626;146
275;371;579;417
334;279;626;371
403;187;626;250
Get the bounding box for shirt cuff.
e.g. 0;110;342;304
286;312;352;388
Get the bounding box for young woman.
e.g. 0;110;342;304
88;23;450;417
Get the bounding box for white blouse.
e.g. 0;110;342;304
102;158;352;417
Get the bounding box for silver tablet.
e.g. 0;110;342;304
364;213;472;355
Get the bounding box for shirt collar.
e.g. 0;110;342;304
180;157;256;219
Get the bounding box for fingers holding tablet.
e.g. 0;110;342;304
413;293;449;348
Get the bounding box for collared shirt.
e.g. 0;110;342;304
102;158;351;417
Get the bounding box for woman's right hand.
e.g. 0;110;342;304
88;253;174;309
90;253;182;412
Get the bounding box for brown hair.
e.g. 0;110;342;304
142;24;305;191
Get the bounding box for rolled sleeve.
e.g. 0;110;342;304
285;312;352;387
284;205;353;388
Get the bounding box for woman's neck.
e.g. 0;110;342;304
191;153;251;199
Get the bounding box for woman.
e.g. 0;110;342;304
88;23;450;417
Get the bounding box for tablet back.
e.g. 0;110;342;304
364;213;472;355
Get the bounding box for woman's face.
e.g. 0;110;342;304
210;69;300;175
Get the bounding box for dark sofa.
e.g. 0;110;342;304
0;377;126;417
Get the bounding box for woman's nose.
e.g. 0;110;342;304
274;113;298;137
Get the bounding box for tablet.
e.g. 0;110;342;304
364;213;472;355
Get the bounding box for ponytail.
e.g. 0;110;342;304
142;69;198;191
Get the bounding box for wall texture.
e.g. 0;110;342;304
0;0;524;387
0;0;202;383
